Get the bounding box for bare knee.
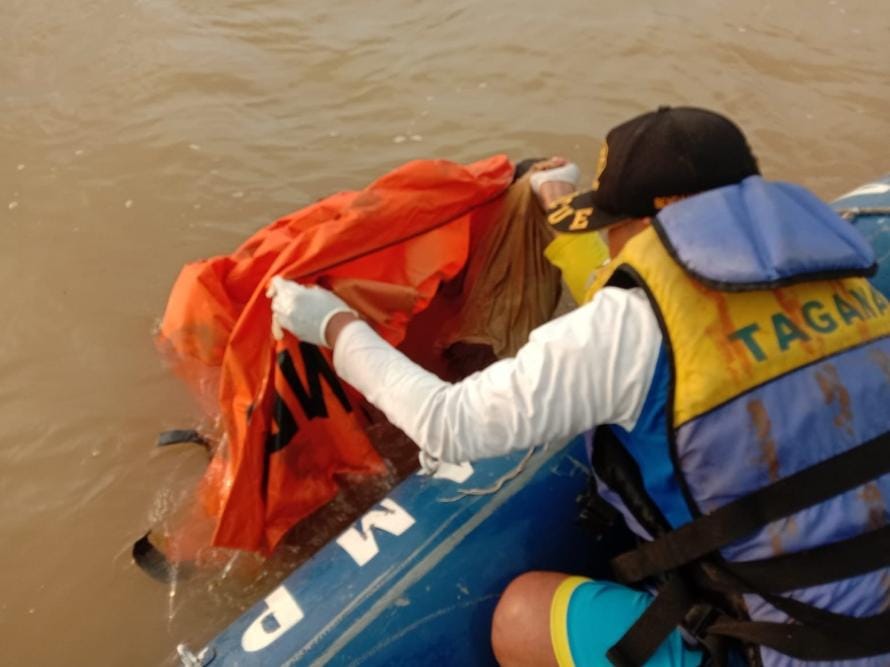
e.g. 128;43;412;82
492;571;566;667
493;572;539;633
492;573;536;665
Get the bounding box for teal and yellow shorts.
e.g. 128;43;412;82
550;577;704;667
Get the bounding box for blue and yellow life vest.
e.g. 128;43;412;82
586;177;890;666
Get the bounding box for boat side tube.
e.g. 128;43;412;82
833;174;890;297
189;436;600;666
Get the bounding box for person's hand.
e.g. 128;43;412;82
528;159;580;195
528;156;568;173
528;158;580;209
266;276;357;347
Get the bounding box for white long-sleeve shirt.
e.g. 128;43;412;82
333;286;663;463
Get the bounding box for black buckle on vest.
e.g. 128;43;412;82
683;603;721;641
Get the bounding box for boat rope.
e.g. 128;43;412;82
437;445;542;502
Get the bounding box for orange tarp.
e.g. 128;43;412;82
157;155;514;553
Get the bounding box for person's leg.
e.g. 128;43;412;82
491;571;566;667
491;571;705;667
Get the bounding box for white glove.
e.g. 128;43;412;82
529;162;581;196
266;276;357;347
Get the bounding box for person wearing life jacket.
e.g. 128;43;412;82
267;106;890;667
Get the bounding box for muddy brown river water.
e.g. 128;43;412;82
1;1;888;664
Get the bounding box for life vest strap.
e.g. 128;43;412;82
696;523;890;595
156;429;210;451
611;429;890;583
576;473;624;535
132;532;192;584
605;576;698;667
704;551;890;654
592;425;673;538
707;608;890;661
607;572;890;666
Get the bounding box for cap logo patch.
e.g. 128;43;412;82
568;206;594;230
548;194;578;226
548;192;596;232
592;142;608;191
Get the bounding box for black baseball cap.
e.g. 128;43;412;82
549;106;760;233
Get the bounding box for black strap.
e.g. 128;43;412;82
606;577;694;667
157;429;210;451
703;552;890;656
577;476;624;534
697;524;890;595
760;588;890;648
613;431;890;583
607;575;890;666
133;532;197;583
133;533;173;583
709;613;890;660
592;426;673;539
606;576;735;667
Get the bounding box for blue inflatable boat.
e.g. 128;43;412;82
177;176;890;667
177;435;603;666
832;175;890;297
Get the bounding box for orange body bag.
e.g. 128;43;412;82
157;155;515;553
